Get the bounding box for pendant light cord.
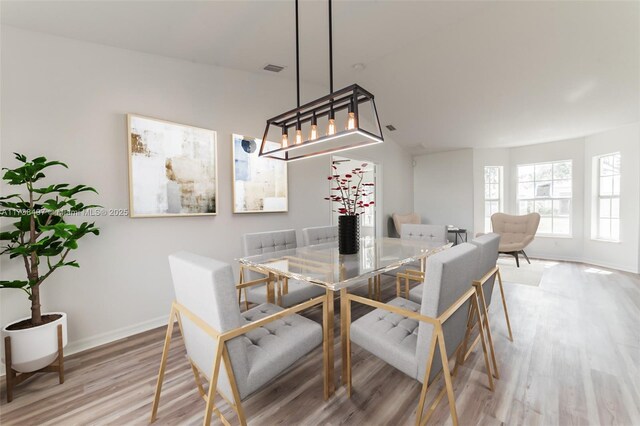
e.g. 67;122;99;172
295;0;301;108
328;0;333;93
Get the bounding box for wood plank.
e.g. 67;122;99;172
1;261;639;425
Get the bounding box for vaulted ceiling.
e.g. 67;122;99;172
2;0;638;154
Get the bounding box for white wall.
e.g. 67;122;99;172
582;124;640;272
413;149;474;234
0;27;414;359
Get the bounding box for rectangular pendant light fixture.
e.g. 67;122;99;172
259;84;384;161
258;0;384;162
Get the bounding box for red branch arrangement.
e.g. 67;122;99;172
325;163;375;216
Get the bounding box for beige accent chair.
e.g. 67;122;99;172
490;213;540;267
391;212;421;238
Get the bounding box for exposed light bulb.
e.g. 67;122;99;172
309;124;318;140
281;132;289;148
295;129;303;145
347;112;357;130
327;119;336;135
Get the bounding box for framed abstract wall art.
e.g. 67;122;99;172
127;114;218;217
232;134;288;213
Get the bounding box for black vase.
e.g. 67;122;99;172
338;215;360;254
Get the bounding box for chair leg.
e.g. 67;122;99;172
415;328;439;426
203;342;225;426
222;347;247;426
396;275;401;298
436;327;459;426
471;294;495;391
340;288;352;397
150;307;177;423
521;250;531;264
497;269;514;342
514;251;520;268
476;286;499;380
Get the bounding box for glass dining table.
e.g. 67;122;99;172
237;236;452;397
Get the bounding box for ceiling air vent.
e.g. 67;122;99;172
263;64;285;73
385;124;397;131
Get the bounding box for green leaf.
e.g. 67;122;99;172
0;280;29;289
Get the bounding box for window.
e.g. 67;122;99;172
595;153;621;241
517;160;572;236
484;166;503;232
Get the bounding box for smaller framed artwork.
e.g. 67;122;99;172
232;134;288;213
127;114;218;217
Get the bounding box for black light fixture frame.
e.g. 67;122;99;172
259;0;384;162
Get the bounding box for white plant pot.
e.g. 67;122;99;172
2;312;67;373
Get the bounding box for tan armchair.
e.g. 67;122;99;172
391;212;420;238
490;212;540;267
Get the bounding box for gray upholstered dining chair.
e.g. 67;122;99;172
395;224;449;297
490;212;540;267
239;229;326;309
391;212;421;238
151;252;327;426
467;233;513;343
302;225;338;246
343;243;496;425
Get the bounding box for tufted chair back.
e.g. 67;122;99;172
242;229;297;281
469;233;500;307
392;212;421;238
168;252;250;400
415;243;479;384
490;213;540;252
302;225;338;246
401;224;448;243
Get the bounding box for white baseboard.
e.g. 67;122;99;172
64;314;168;355
0;314;168;377
515;252;639;274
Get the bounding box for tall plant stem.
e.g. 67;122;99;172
28;182;42;325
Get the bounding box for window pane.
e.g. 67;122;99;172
485;218;492;233
553;217;570;235
518;182;534;199
485;167;499;184
553;161;572;179
613;153;621;175
484;184;491;199
599;219;611;239
600;155;614;176
600;176;613;196
535;200;552;216
599;199;611;219
484;201;493;218
519;200;534;214
487;183;499;199
535;181;551;198
539;217;552;234
611;198;620;219
535;163;552;180
518;165;534;182
552;179;572;198
613;176;620;196
553;199;571;216
611;219;620;241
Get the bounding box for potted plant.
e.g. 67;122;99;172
0;153;99;399
326;163;374;254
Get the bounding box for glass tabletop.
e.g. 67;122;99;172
237;237;452;291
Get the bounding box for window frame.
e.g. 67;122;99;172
594;152;621;242
483;165;503;233
516;159;573;237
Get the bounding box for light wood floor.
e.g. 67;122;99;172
1;261;639;425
